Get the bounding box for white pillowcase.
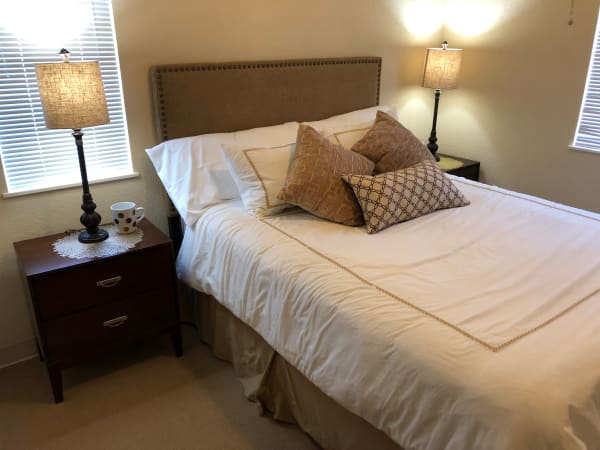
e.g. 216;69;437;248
324;122;373;148
222;142;296;217
309;105;397;149
304;105;395;133
145;121;298;226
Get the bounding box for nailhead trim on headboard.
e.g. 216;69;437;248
150;57;382;142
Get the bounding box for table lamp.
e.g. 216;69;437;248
35;49;110;243
422;41;462;161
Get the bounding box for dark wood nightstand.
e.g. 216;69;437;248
13;219;183;403
437;154;480;181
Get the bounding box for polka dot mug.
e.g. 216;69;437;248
110;202;145;234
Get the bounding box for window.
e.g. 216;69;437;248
0;0;134;196
572;9;600;153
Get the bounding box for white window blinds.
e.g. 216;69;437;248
0;0;133;195
573;9;600;153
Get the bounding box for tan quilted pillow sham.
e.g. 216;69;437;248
351;110;435;174
342;160;470;234
278;124;375;226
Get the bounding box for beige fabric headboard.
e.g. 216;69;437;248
150;56;382;142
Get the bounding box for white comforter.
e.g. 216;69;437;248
177;177;600;450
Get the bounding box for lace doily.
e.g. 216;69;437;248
53;225;144;259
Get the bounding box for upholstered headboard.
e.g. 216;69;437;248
150;56;382;142
149;56;382;247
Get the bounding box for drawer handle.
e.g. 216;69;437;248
103;315;128;328
96;276;122;288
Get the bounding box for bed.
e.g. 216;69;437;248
146;57;600;450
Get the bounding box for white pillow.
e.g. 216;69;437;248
304;105;396;133
145;121;298;226
222;142;296;217
323;122;373;149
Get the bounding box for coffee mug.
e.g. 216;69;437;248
110;202;144;234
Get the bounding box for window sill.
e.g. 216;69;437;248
569;145;600;155
2;172;140;199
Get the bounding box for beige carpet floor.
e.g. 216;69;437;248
0;328;319;450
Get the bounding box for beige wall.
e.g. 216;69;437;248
0;0;599;364
441;0;600;210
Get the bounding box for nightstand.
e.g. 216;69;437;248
13;219;183;403
437;154;480;181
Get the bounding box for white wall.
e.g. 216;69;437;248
1;0;599;364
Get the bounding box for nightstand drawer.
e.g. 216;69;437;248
34;245;173;319
44;287;176;361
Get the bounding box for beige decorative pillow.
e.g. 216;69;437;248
278;124;375;226
351;110;435;174
342;161;470;234
222;143;295;217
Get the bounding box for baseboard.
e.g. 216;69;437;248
0;338;37;369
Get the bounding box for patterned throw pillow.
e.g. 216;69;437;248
278;124;375;226
351;110;435;174
342;161;470;234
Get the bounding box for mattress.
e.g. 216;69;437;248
177;176;600;450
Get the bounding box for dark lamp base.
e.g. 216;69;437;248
78;228;109;243
427;89;442;163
